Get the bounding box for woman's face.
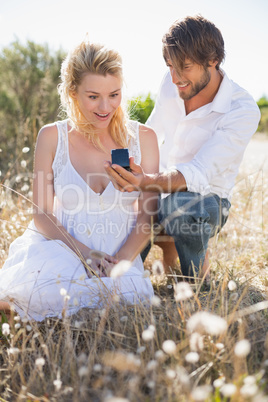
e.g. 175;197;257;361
73;73;122;130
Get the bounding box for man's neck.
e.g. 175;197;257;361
184;69;223;115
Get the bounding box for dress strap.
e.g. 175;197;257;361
128;121;141;165
52;120;69;184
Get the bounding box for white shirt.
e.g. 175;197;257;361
147;70;261;201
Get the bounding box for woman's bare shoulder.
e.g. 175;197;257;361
138;123;158;146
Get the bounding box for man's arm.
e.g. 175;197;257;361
104;157;187;194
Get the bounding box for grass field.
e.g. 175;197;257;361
0;134;267;401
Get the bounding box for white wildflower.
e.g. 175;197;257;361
166;369;176;379
155;350;165;361
77;353;87;364
174;282;193;302
216;343;225;350
162;340;177;355
187;311;227;336
152;260;164;276
191;385;212;401
26;325;32;332
147;381;155;389
142;270;150;278
2;323;10;336
35;357;45;369
14;315;21;322
7;347;20;355
234;339;251;357
190;332;204;352
228;280;237;291
64;295;70;302
110;260;132;278
14;323;21;330
222;207;229;217
176;366;190;387
137;346;146;354
60;288;67;296
151;295;161;307
146;360;158;371
120;316;128;323
20;160;27;168
93;364;102;372
22;147;30;153
213;377;225;388
220;383;237;397
142;328;154;342
230;293;239;302
78;366;89;377
185;352;199;364
240;383;258;398
53;379;62;391
244;376;256;385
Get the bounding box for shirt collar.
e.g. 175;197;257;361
209;69;232;113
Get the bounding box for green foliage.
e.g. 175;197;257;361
257;96;268;109
257;106;268;133
0;40;66;175
128;93;155;124
256;97;268;134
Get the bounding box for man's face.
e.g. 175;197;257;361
167;59;211;100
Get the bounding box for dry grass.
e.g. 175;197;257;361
0;137;268;401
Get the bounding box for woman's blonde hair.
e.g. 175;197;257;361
58;41;130;150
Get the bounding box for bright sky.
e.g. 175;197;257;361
0;0;267;101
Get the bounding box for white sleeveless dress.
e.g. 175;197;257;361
0;120;154;321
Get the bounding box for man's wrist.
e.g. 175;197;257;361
140;173;161;192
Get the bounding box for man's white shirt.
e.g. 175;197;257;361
147;70;261;201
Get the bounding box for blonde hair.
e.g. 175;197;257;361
58;41;130;150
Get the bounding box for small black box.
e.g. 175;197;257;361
111;148;131;171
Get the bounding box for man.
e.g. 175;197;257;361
105;15;260;280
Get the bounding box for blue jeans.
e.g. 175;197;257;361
157;192;230;277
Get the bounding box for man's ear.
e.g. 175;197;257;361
208;59;218;69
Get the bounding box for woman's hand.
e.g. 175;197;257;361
83;250;118;278
104;157;145;192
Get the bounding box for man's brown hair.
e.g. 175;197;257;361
162;15;225;71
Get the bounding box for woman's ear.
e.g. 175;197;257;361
70;91;77;99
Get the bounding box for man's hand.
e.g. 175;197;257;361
104;157;145;192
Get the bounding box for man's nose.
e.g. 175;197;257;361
170;67;181;84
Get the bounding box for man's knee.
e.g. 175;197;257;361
159;192;210;238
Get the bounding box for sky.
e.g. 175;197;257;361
0;0;267;101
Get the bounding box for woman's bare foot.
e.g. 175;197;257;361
0;301;12;322
0;301;11;312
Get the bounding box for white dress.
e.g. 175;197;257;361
0;120;154;321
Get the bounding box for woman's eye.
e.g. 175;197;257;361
89;96;97;100
110;93;119;98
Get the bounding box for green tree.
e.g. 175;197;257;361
128;93;155;124
257;96;268;134
0;40;66;175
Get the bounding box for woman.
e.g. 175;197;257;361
0;41;159;321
